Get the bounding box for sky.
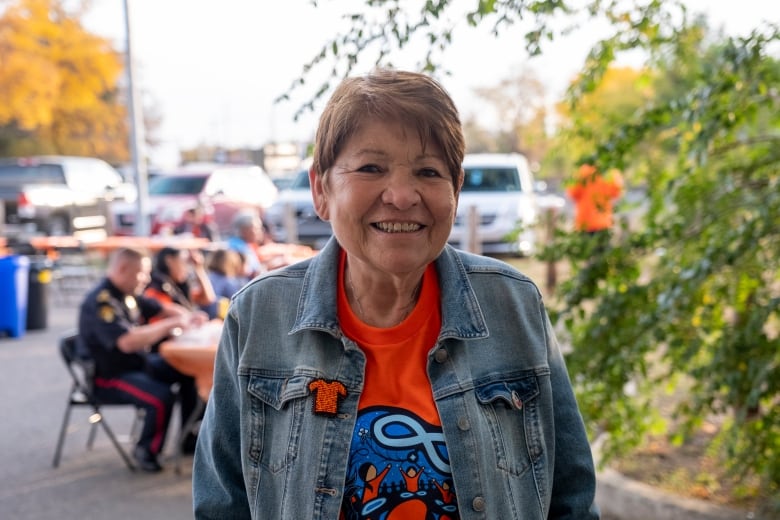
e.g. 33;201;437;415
81;0;779;167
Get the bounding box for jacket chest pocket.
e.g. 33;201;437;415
475;374;543;477
246;374;310;473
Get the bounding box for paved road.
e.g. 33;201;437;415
1;275;745;520
0;290;194;520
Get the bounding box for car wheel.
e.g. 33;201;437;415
47;215;70;236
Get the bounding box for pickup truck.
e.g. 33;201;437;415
0;156;136;242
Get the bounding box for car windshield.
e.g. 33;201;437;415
461;167;520;192
291;170;310;189
0;164;64;185
148;175;207;195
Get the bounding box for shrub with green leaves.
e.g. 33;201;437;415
546;23;780;509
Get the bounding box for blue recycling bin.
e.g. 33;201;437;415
0;255;30;338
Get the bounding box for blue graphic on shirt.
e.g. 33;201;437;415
340;406;459;519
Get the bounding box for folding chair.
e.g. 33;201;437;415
51;330;141;471
172;397;206;474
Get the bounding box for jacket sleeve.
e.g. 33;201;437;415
193;309;252;519
543;309;601;519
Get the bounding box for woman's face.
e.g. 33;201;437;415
166;251;190;283
311;118;461;277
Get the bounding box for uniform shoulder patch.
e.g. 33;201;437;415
96;290;111;303
99;304;115;323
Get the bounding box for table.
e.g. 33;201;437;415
159;319;222;472
27;235;83;252
255;242;317;270
86;235;213;255
159;319;222;401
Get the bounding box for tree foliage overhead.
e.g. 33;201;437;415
279;0;686;118
470;64;549;164
0;0;129;160
289;0;780;509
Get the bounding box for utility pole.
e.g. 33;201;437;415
122;0;149;236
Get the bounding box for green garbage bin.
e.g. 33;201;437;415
26;256;52;331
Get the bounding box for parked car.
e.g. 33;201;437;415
270;175;296;191
112;163;278;237
264;169;332;248
0;155;135;241
449;153;539;256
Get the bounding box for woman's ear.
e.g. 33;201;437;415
310;167;330;221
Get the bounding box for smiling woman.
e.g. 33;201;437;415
192;68;600;520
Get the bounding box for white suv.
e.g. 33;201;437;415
449;153;539;256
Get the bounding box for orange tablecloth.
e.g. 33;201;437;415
255;242;317;270
27;235;82;251
86;235;212;254
159;320;222;401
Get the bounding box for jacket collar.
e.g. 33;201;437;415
290;237;488;341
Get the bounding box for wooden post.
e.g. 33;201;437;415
545;207;557;294
0;200;5;238
465;205;481;254
283;202;298;244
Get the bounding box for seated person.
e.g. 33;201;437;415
226;210;268;279
78;247;208;472
227;210;294;278
202;248;247;320
173;206;219;241
144;247;217;317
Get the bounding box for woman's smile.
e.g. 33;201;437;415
372;221;424;233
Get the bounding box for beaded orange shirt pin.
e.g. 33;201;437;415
308;379;347;417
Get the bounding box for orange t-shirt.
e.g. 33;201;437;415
567;164;624;232
337;252;459;519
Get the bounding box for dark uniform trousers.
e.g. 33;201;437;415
94;354;198;456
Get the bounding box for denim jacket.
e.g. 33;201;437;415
193;238;599;520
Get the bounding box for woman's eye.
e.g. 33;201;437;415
357;164;382;173
419;167;442;178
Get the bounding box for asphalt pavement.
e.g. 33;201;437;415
0;289;194;520
0;282;750;520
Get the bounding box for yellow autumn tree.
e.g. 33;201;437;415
0;0;129;161
546;66;655;179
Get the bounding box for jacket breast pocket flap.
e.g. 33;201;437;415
475;376;540;411
248;374;310;411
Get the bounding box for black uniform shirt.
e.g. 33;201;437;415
78;278;164;378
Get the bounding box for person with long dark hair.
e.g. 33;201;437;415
144;246;216;313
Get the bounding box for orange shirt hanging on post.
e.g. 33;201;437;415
567;164;624;232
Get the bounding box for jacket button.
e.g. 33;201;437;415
511;390;523;410
472;496;486;511
457;416;470;431
434;348;448;363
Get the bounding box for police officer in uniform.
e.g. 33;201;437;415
78;247;208;472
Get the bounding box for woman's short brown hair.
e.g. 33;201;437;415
311;68;465;190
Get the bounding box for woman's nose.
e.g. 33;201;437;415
380;170;421;210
